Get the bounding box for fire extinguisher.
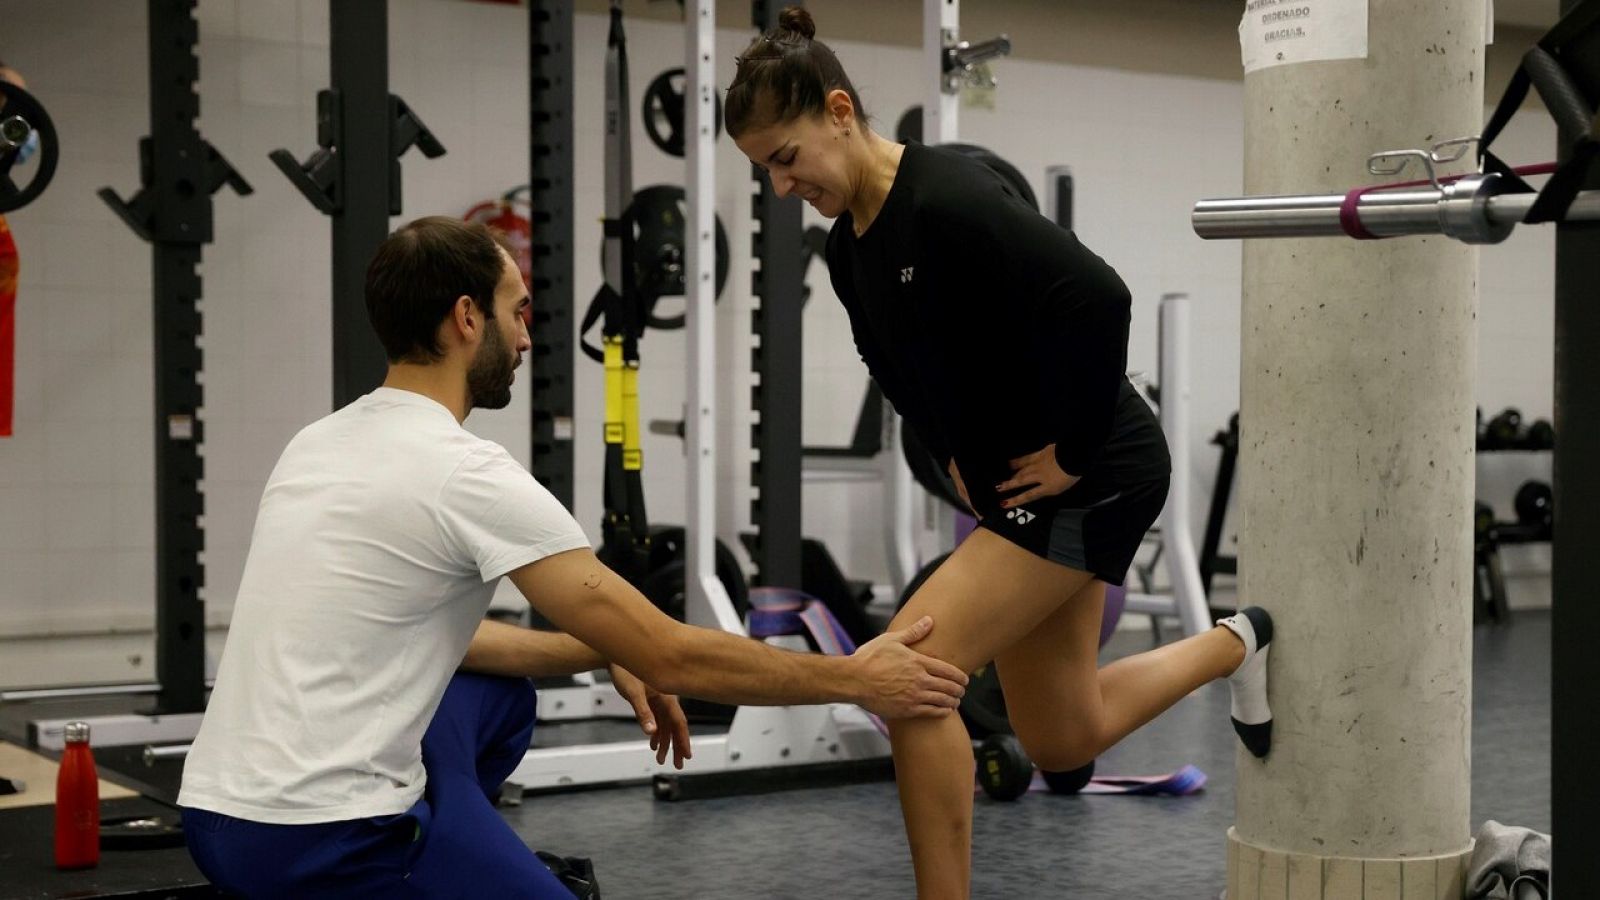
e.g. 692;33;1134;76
463;186;533;292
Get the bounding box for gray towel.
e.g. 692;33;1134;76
1467;820;1550;900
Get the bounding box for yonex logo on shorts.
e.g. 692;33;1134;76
900;267;914;283
1006;507;1035;525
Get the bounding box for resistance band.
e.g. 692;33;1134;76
1006;764;1208;797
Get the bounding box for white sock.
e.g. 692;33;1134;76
1216;606;1273;758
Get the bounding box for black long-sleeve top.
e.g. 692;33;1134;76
826;142;1169;511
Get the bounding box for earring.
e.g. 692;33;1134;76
843;128;851;136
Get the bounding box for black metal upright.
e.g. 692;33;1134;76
271;1;444;409
747;2;806;589
146;0;207;716
527;0;577;509
330;0;393;408
1551;4;1599;892
99;0;252;715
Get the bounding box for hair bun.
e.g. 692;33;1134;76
778;5;816;40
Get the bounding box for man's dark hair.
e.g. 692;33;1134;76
365;216;507;363
724;6;868;138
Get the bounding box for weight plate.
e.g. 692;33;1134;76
0;81;60;214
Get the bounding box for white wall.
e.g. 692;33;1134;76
0;0;157;654
0;0;1558;686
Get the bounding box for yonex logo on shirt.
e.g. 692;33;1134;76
1007;507;1036;525
900;267;915;283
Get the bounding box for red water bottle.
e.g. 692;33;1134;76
54;720;99;869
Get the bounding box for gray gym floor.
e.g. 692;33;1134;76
0;612;1549;899
508;612;1551;900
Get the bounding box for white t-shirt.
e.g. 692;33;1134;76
178;388;590;824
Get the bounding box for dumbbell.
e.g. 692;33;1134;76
974;734;1096;801
1514;481;1553;536
1483;408;1524;449
1526;419;1555;450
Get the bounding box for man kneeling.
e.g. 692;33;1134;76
177;217;967;899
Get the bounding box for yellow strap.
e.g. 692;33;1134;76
603;337;624;446
622;361;642;471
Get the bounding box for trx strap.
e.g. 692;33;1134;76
596;0;651;582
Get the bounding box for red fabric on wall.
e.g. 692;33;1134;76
0;214;16;437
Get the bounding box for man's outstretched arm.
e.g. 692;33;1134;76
507;548;968;719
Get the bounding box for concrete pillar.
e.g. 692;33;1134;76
1229;2;1483;898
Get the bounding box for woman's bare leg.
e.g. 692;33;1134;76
997;578;1246;772
885;530;1097;900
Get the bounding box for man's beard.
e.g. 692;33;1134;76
467;320;516;410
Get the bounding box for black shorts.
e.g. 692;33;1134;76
973;475;1170;586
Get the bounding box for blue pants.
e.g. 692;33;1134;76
182;673;574;899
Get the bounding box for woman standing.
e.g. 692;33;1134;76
726;10;1275;897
